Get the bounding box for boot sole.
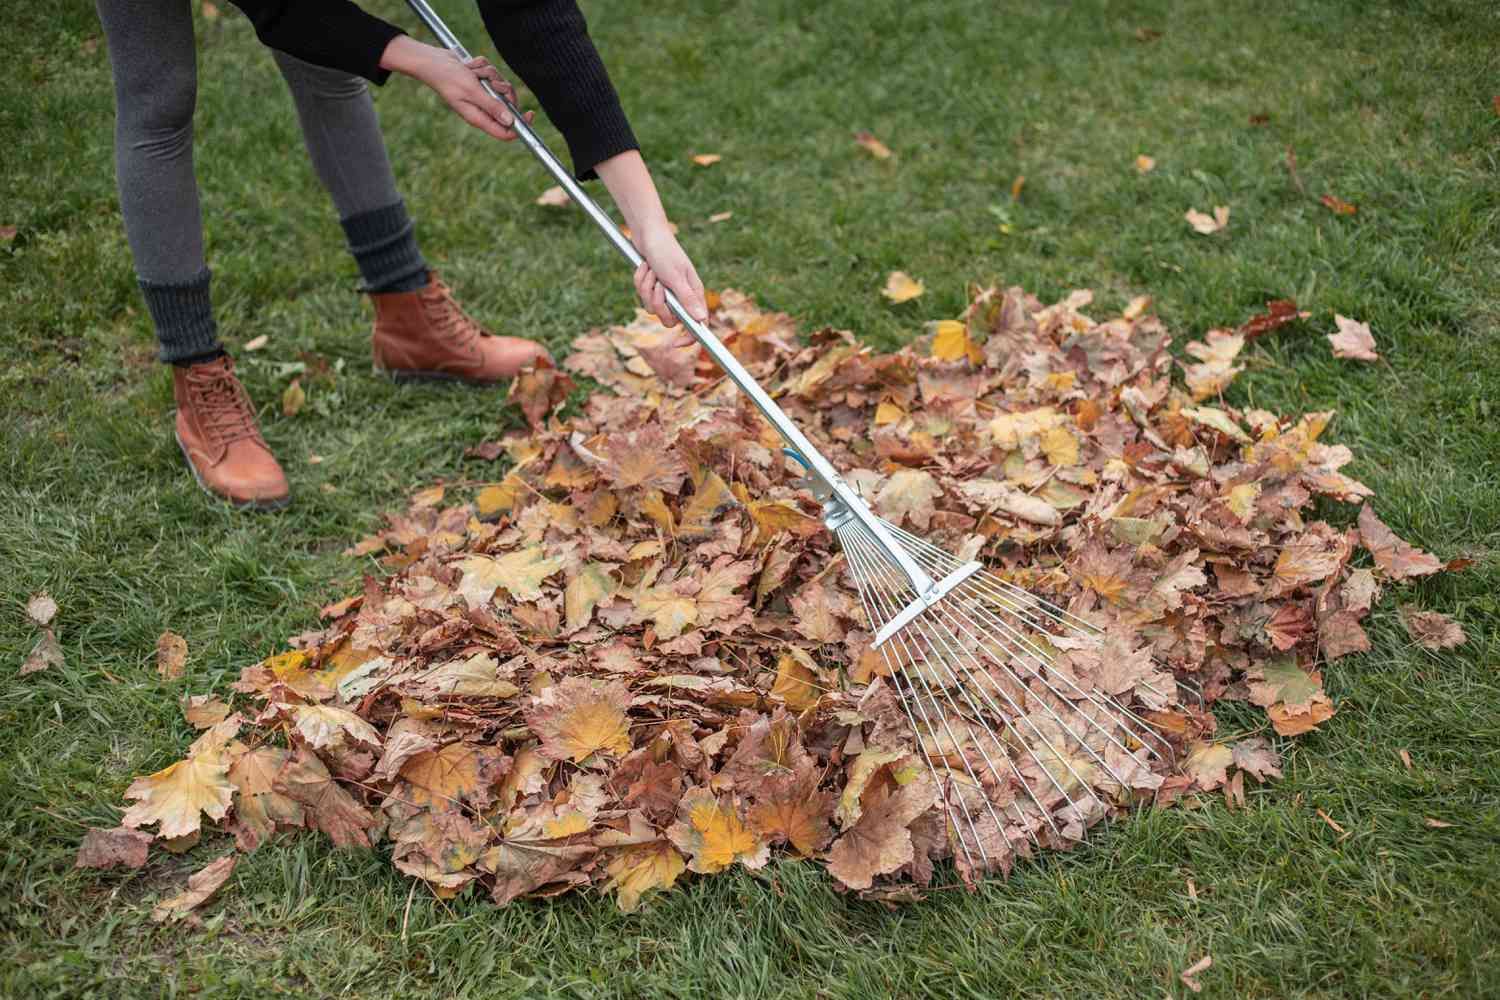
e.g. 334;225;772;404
374;364;509;387
174;429;291;513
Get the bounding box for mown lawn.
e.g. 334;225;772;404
3;0;1498;996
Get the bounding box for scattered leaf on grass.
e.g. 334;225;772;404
152;854;235;922
26;592;58;627
156;631;188;680
76;826;152;870
1185;206;1230;235
1239;298;1309;339
243;334;268;351
536;186;570;207
708;211;733;223
1328;315;1377;361
1316;807;1348;838
1134;154;1156;174
21;630;64;675
1424;817;1454;829
1399;606;1466;649
282;379;306;417
122;751;233;839
691;153;722;166
1357;505;1443;579
1135;26;1162;42
1179;955;1212;993
0;225;16;243
1399;749;1413;771
1321;193;1358;215
1009;174;1026;200
181;694;231;729
853;131;893;159
881;271;924;303
1249;112;1271;126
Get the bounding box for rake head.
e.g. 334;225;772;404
830;504;1185;877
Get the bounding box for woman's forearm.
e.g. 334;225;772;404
594;151;671;238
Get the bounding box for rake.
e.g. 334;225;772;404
405;0;1181;874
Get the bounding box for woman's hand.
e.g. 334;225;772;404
379;35;534;142
632;223;708;328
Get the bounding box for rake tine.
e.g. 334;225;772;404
844;527;1080;832
842;528;1050;847
840;530;991;866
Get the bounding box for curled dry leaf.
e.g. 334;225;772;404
1185;205;1229;234
1320;194;1357;215
151;854;235;922
535;185;570;207
21;629;64;675
853;130;893;159
26;591;58;627
1399;606;1466;650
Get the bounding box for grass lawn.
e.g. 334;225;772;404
3;0;1499;995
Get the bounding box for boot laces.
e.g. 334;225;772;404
419;280;486;345
186;360;262;446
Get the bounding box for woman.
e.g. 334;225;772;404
97;0;707;510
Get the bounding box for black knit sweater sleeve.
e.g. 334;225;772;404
227;1;405;84
477;0;639;180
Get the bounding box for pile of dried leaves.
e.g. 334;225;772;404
83;284;1464;915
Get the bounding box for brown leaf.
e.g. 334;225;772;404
1179;954;1212;993
873;469;941;530
825;766;936;890
1320;194;1357;216
853;130;893;159
181;694;231;729
1238;298;1309;339
156;631;188;679
282;378;306;417
769;650;823;712
1424;817;1454;829
1399;606;1466;650
76;826;152;870
275;747;374;848
151;854;235;922
1357;505;1442;579
21;629;64;675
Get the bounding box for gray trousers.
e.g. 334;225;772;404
96;0;421;359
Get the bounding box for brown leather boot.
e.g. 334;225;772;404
172;355;290;511
370;272;552;384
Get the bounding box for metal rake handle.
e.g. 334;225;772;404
402;0;935;594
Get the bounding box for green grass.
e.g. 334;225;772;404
3;0;1499;996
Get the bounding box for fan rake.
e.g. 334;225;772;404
405;0;1187;878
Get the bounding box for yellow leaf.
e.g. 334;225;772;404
456;548;562;607
873;400;905;426
1040;424;1080;467
122;752;233;839
565;563;617;632
677;470;739;540
606;841;686;913
291;704;382;750
770;650;822;711
708;211;733;223
399;742;492;808
1224;482;1261;522
527;677;634;763
881;271;924;303
475;475;526;518
282;379;305;417
640;489;675;535
1010;174;1026;200
634;588;698;640
1135;154;1156;174
929;320;971;362
668;788;769;874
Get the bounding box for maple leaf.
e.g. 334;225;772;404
873;469;942;530
747;766;834;856
1182;328;1245;399
1328;315;1378;361
853;130;893;159
400;742;507;809
788;581;851;644
122;751;233;839
76;826;152;870
527;677;633;763
604;840;686;913
694;557;754;627
1356;505;1443;579
633;325;699;387
677;470;740;540
1239;298;1309;339
479;802;597;905
929;320;983;364
275;747;374;848
151;854;236;923
1230;737;1283;781
155;631;188;680
1184;205;1229;234
417;652;520;698
667;787;770;874
456;548;563;607
507;363;573;430
1269;534;1345;596
825;768;937;890
1183;741;1232;790
565;563;617;632
1247;657;1336;736
769;649;823;712
290;703;382;750
1399;606;1467;650
181;694;231;729
598;424;689;494
228;746;303;851
881;271;924;303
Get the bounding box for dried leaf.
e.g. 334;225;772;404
282;379;306;417
881;271;924;303
1328;314;1378;361
1135;154;1156;174
21;629;64;675
1357;505;1442;579
26;592;58;627
76;826;152;870
527;677;633;763
853;131;893;159
156;631;188;680
691;153;722;166
1320;194;1357;215
151;854;235;922
122;751;234;839
1185;205;1229;235
667;788;769;874
1399;606;1466;650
